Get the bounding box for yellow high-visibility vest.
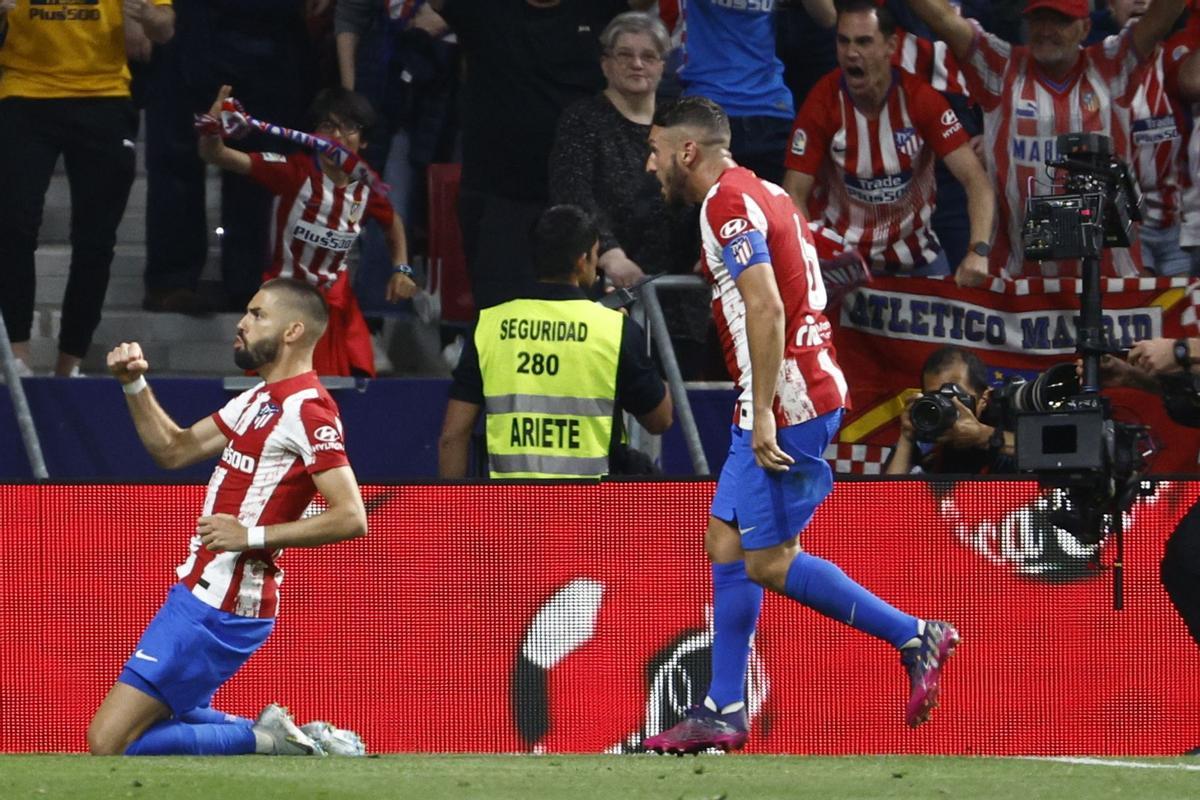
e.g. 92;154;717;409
476;297;624;479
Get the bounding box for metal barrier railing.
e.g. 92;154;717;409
628;274;714;475
0;308;49;480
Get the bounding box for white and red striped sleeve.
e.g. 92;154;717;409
960;20;1011;112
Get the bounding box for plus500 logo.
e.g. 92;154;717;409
710;0;774;11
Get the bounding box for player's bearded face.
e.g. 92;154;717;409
659;154;690;207
234;329;281;370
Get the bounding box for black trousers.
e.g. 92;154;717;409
141;0;307;309
457;188;542;312
1162;496;1200;648
0;97;137;357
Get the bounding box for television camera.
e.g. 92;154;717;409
1019;133;1157;607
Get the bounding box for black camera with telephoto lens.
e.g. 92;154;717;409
911;363;1081;444
910;382;977;443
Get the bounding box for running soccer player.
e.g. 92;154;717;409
199;84;416;377
87;278;368;757
643;97;959;755
902;0;1189;278
783;0;995;288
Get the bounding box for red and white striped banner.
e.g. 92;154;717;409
826;276;1200;473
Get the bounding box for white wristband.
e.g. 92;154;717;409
246;526;266;549
122;376;148;395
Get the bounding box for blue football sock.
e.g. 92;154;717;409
706;560;764;711
177;705;253;727
783;552;919;648
125;720;256;756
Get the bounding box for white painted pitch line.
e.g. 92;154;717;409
1016;756;1200;772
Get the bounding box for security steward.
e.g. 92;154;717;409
438;204;672;479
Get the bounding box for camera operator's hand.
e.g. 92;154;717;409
936;397;993;451
884;391;920;475
897;393;917;442
1129;337;1184;377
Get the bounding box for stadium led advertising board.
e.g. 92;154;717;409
1;481;1197;754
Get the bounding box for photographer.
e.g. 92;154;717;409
886;346;1016;475
1097;336;1200;653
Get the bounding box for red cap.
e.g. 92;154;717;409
1023;0;1090;18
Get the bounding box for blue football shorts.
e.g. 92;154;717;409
710;408;843;551
118;583;275;716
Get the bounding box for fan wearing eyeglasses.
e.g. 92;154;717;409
198;85;416;378
548;12;709;377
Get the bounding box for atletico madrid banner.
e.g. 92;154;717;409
826;276;1200;473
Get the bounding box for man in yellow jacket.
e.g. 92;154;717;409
0;0;174;376
439;204;672;479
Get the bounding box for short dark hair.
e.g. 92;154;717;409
532;205;599;280
652;96;731;147
834;0;897;36
922;346;989;395
262;277;329;343
308;87;377;134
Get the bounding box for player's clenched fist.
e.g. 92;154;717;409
197;514;250;552
107;342;150;384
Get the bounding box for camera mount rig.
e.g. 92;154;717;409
1019;133;1155;609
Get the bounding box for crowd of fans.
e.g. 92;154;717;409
5;0;1200;380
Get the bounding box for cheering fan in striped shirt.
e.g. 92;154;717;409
198;85;417;377
783;0;996;288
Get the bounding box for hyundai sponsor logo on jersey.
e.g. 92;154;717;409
1132;115;1180;147
312;424;345;453
843;171;912;205
719;218;749;239
1015;99;1039;119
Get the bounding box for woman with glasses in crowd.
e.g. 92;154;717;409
549;11;710;379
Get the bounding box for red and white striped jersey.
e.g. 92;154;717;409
700;166;849;430
784;69;970;271
1127;29;1191;230
961;21;1147;277
176;371;351;619
249;152;394;289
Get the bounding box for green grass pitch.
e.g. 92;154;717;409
2;754;1199;800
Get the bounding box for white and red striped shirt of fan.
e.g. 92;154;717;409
785;69;970;271
962;21;1146;278
248;152;393;289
